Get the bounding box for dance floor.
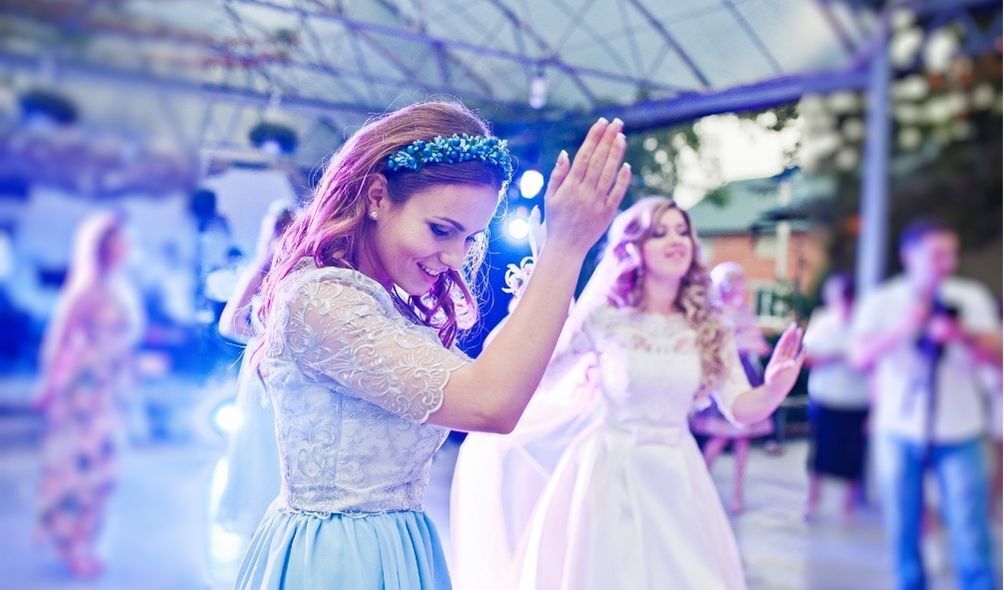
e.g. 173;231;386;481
0;378;997;589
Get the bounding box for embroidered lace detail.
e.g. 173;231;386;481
553;304;750;425
260;261;471;513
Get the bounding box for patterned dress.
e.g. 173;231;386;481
236;259;471;589
36;287;135;558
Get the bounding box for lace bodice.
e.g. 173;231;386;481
260;259;470;514
558;305;750;431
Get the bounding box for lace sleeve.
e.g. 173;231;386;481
711;336;753;425
283;268;470;423
537;305;602;390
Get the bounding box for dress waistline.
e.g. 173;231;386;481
275;501;424;520
600;421;688;446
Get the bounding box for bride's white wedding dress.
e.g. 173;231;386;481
452;304;750;590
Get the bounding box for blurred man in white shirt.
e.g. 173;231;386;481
851;219;1001;590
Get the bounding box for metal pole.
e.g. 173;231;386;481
855;16;891;295
776;177;792;281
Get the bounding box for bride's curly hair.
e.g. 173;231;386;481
604;196;730;397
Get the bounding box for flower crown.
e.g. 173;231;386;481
386;133;514;186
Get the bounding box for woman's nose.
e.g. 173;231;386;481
440;242;466;270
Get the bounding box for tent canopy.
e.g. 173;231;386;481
1;0;888;164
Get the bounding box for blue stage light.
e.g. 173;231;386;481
518;170;544;199
507;217;530;241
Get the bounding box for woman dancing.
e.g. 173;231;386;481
452;197;805;590
234;100;631;589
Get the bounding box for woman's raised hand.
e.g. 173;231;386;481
542;118;631;256
764;324;807;398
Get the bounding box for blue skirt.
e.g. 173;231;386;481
236;504;451;590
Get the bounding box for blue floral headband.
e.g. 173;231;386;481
386;133;514;186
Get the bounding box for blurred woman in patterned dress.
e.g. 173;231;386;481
690;262;774;514
33;211;139;577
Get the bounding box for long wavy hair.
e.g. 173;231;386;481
65;211;125;293
254;101;508;357
604;196;729;396
42;211;126;368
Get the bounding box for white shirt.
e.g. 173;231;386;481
852;276;1000;443
804;307;870;409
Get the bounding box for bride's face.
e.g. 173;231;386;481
641;208;694;281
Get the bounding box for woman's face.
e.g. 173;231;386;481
640;207;694;282
364;182;499;296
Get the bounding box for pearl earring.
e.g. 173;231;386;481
369;211;378;220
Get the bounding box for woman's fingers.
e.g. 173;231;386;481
606;163;632;208
582;119;623;189
568;119;609;182
543;149;571;203
774;324;800;359
793;342;807;366
595;132;627;195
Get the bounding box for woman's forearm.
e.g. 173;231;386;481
219;258;268;342
435;243;586;433
730;384;788;425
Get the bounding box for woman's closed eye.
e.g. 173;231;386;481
431;223;482;245
430;223;452;238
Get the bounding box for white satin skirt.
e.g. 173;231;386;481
515;422;748;590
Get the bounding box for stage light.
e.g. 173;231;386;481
210;400;242;436
519;170;544;199
507;217;530;241
529;73;548;109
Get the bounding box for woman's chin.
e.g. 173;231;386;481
398;279;436;298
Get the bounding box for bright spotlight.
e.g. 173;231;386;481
519;170;545;199
528;73;548;109
507;217;530;241
210;401;242;436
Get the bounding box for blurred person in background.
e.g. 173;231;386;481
802;273;870;522
31;211;141;578
213;200;294;538
690;261;775;514
850;219;1002;590
984;366;1002;522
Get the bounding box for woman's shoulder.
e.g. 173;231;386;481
283;260;388;302
275;260;404;330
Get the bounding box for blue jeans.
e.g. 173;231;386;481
876;435;994;590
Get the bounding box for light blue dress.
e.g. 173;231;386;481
236;259;469;589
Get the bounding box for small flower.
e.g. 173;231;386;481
501;256;536;300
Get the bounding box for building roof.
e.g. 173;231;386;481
686;172;835;236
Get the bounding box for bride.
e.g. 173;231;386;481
451;196;805;590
